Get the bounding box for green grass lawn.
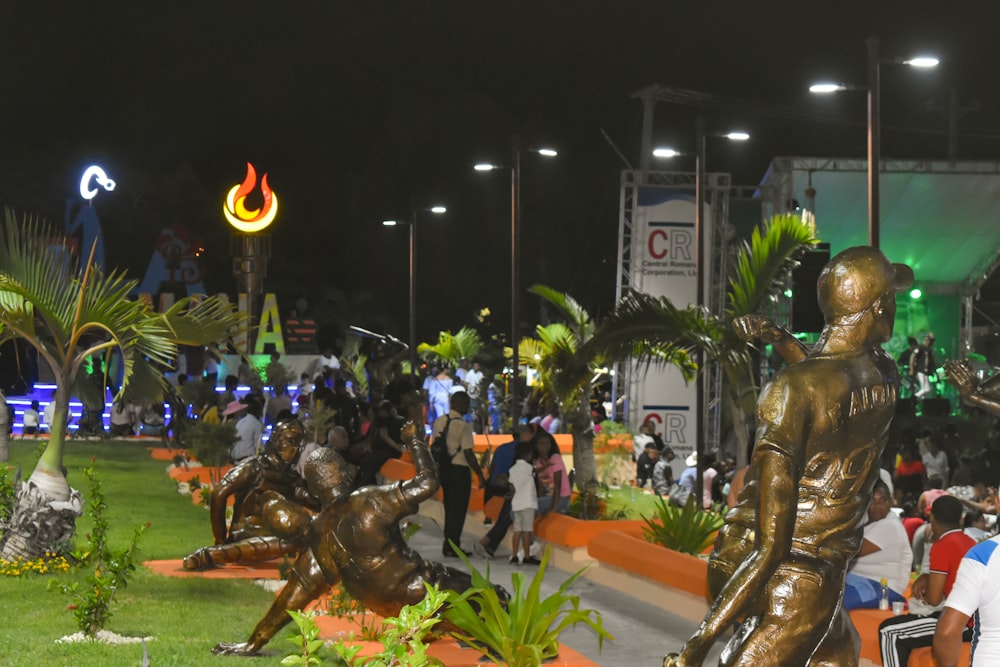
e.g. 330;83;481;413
0;439;296;666
601;485;664;520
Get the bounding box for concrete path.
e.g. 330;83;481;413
408;515;726;666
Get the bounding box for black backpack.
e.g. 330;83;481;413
431;416;458;471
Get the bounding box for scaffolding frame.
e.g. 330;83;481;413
614;169;731;456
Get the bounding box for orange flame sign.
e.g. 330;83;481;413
223;162;278;233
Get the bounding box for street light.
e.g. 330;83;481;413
653;123;749;507
382;205;447;385
809;35;938;249
475;143;557;425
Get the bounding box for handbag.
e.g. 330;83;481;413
669;484;693;508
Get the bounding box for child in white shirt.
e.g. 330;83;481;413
508;440;540;565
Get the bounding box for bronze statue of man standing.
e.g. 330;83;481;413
665;246;913;667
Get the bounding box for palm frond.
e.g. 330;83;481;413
585;292;718;381
528;284;594;340
418;326;483;367
727;212;818;317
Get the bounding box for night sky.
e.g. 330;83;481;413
3;2;1000;348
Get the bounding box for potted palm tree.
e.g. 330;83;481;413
0;212;241;560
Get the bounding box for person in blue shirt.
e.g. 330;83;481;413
476;424;534;558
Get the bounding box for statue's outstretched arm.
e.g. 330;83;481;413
399;423;440;506
946;359;1000;414
733;314;808;364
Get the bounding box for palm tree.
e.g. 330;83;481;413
585;212;818;464
417;326;483;370
0;212;241;560
520;285;696;489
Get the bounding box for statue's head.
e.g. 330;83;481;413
304;447;354;507
267;417;305;465
817;246;913;342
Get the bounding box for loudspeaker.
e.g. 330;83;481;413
791;243;831;334
921;398;951;417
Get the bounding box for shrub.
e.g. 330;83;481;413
445;546;612;666
641;494;724;556
284;583;448;667
49;466;147;636
186;421;237;470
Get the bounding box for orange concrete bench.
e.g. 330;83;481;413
534;513;644;550
587;529;710;599
380;457;493;512
426;433;573;454
850;606;972;666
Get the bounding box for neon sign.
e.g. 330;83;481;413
79;165;116;200
223;162;278;233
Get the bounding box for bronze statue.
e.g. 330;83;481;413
665;246;913;667
213;421;509;656
183;418;319;570
945;358;1000;415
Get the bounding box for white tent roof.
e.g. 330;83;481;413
759;158;1000;294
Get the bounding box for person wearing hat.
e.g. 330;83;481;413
678;452;698;487
666;246;914;667
229;396;264;464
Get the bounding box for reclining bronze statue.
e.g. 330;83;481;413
183;418;319;570
665;246;913;667
214;420;509;655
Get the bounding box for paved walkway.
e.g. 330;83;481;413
408;515;725;666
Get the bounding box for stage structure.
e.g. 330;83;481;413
760;157;1000;367
615;169;732;473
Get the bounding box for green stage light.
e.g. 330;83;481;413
909;288;922;299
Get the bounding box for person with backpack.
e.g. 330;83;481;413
431;391;486;558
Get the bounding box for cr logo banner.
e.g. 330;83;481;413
647;225;693;261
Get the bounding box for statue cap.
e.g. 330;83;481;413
817;246;913;323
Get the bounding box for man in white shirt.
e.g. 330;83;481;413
230;398;264;463
934;534;1000;667
844;481;913;609
463;361;484;397
922;438;950;487
431;391;487;558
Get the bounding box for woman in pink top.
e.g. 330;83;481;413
534;431;570;514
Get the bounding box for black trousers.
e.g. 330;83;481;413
440;463;472;554
484;495;513;552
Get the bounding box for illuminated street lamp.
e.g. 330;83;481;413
475;143;557;425
653;123;749;507
809;36;938;249
382;205;447;383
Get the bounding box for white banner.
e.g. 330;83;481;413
632;187;701;477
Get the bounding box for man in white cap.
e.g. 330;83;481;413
665;246;914;667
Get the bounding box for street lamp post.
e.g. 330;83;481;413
475;145;556;427
867;35;881;250
810;37;938;249
382;205;446;385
